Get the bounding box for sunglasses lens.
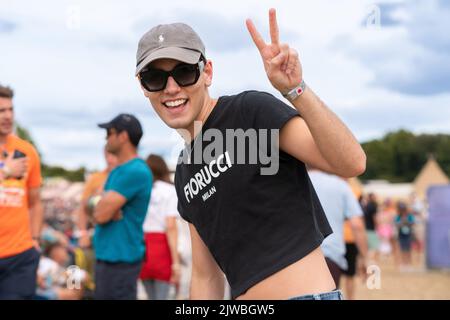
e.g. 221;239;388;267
140;62;201;92
172;64;198;86
140;69;166;91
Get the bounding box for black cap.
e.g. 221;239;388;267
98;113;143;147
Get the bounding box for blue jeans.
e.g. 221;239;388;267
288;290;344;300
142;279;173;300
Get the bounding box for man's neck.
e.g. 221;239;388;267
184;96;218;143
0;133;9;146
116;145;138;165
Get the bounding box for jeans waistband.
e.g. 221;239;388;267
288;289;344;300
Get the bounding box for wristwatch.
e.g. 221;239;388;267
282;79;306;102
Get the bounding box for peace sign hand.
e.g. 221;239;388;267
246;8;303;95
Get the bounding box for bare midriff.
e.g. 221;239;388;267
235;246;336;300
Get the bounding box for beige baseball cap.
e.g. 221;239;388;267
135;23;206;75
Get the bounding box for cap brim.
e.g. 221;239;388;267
135;47;202;75
98;122;113;129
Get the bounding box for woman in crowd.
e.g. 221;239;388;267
140;155;181;299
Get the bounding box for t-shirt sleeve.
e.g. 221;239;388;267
242;91;300;130
110;167;150;200
174;172;192;223
27;144;42;189
177;201;192;223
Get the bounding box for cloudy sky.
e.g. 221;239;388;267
1;0;449;170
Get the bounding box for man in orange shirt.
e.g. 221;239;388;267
0;84;43;299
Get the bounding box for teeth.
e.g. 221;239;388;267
165;99;187;108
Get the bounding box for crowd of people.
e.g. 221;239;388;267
0;82;191;299
32;172;427;301
34;151;192;300
359;193;425;271
0;82;431;301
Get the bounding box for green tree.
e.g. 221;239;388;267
15;123;86;182
15;123;41;156
42;164;86;182
361;130;450;182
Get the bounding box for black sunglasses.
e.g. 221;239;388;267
139;60;205;92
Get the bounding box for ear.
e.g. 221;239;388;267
118;131;129;144
203;60;213;87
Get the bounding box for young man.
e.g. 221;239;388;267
93;114;152;300
0;84;43;299
135;9;366;300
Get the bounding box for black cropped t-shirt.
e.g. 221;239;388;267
174;90;332;299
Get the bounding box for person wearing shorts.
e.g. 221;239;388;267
395;202;415;269
342;221;359;300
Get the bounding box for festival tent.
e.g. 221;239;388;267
414;157;449;201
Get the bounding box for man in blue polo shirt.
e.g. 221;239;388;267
93;113;152;300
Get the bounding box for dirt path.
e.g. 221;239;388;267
344;253;450;300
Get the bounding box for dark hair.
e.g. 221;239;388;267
146;154;171;183
44;242;65;257
122;129;142;148
0;84;14;98
397;201;408;215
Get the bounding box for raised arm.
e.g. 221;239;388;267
246;9;366;177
